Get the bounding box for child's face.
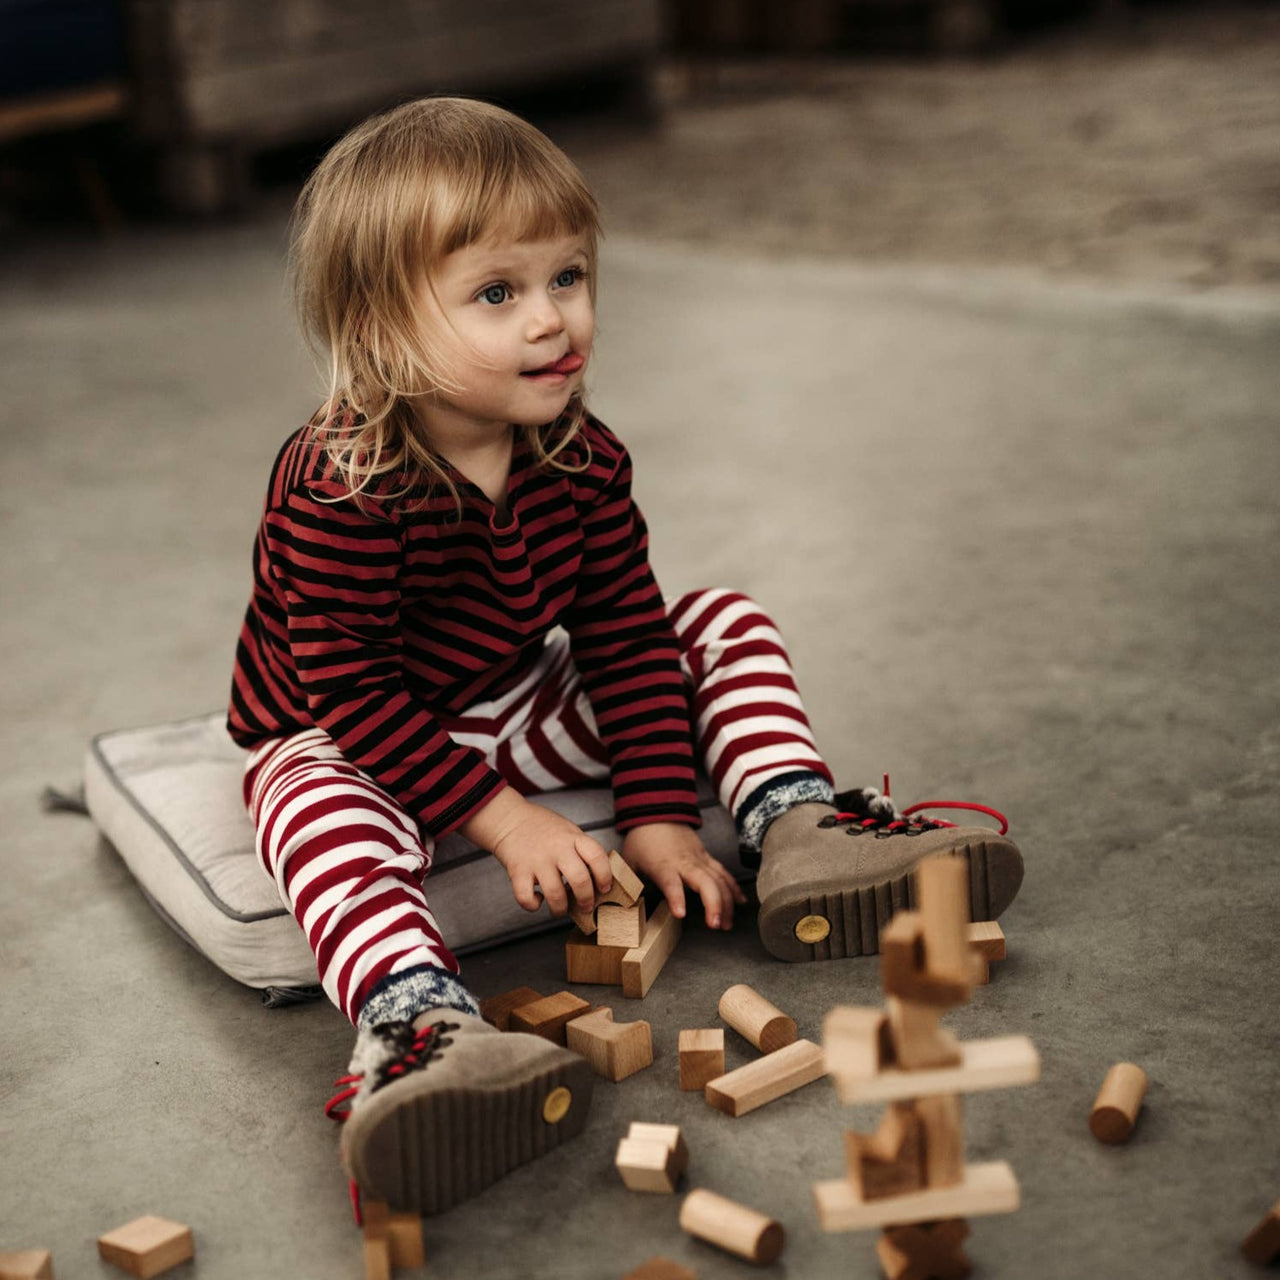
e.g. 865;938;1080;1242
415;231;595;445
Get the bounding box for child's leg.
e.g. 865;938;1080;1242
245;728;477;1026
246;728;593;1215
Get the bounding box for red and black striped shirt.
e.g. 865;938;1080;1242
227;414;700;837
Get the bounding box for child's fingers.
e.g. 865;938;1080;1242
511;870;541;913
687;865;732;931
575;837;614;896
536;863;570;916
652;868;688;921
560;855;598;914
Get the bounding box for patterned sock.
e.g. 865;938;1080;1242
356;964;482;1031
735;769;836;860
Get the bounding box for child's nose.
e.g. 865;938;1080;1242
525;297;565;341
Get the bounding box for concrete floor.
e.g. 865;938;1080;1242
3;132;1280;1280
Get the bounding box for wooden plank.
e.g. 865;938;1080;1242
621;901;681;998
813;1161;1020;1232
705;1039;826;1117
916;1093;965;1188
832;1036;1040;1104
886;996;962;1070
915;855;972;983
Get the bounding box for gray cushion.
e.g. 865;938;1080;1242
84;712;743;997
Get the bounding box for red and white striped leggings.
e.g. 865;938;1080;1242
244;589;831;1022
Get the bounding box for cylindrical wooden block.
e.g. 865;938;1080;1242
718;984;797;1054
1090;1062;1148;1143
679;1189;785;1265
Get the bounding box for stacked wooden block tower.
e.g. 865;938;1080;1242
564;851;681;998
813;855;1040;1279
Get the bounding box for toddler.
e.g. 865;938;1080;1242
227;96;1022;1216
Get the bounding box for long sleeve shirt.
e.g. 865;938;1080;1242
227;412;701;837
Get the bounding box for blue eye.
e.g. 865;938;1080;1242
479;283;510;305
555;268;584;289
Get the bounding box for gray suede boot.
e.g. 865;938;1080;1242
755;801;1024;962
334;1010;594;1214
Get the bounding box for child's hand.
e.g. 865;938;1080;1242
621;823;747;931
462;788;613;915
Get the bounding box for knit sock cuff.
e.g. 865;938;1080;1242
357;964;482;1030
735;770;836;853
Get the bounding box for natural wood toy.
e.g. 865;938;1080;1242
718;984;797;1053
1242;1198;1280;1265
566;1007;653;1081
679;1029;725;1091
362;1200;426;1270
508;991;591;1044
1089;1062;1148;1143
678;1189;785;1265
621;901;681;998
616;1122;690;1193
97;1216;194;1279
0;1251;53;1280
565;928;628;984
814;855;1040;1278
599;899;647;948
705;1039;826;1117
622;1259;697;1280
479;985;543;1030
569;850;644;935
967;921;1006;984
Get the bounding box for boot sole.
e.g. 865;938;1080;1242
341;1051;595;1215
757;838;1023;963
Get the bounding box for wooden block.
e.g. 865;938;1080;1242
1242;1199;1280;1265
1090;1062;1148;1143
813;1161;1020;1232
362;1200;390;1235
570;904;598;936
705;1038;826;1117
915;855;973;984
679;1189;785;1265
832;1035;1040;1104
599;849;645;908
479;985;543;1030
876;1218;972;1280
598;899;647;948
565;928;627;984
621;901;681;998
887;996;962;1070
966;921;1005;961
881;913;977;1007
916;1093;965;1188
622;1259;696;1280
97;1217;194;1279
0;1251;53;1280
846;1102;926;1200
509;990;591;1044
566;1007;653;1081
823;1005;892;1077
718;984;797;1053
387;1213;425;1268
363;1235;390;1280
616;1122;689;1193
678;1029;725;1091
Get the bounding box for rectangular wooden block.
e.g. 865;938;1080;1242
599;849;645;907
479;985;543;1031
509;990;591;1044
832;1035;1041;1104
813;1160;1020;1232
967;920;1006;960
567;1007;654;1081
679;1028;725;1091
704;1038;826;1117
363;1234;391;1280
565;929;628;984
823;1005;890;1078
621;901;681;998
97;1216;194;1279
886;996;962;1070
598;899;647;948
915;855;972;983
0;1252;53;1280
916;1092;965;1188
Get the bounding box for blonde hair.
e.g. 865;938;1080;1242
290;96;601;509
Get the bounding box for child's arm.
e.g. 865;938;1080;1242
621;822;747;932
459;785;615;916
